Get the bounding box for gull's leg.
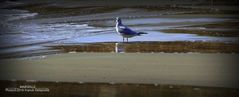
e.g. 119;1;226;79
127;38;128;42
123;37;124;42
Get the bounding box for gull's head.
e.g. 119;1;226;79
116;17;121;23
116;17;122;24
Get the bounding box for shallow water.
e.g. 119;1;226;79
0;8;238;58
61;31;237;43
115;18;229;25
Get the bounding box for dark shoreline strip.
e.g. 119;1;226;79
0;80;238;97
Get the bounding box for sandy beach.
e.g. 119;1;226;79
1;1;239;58
1;0;239;96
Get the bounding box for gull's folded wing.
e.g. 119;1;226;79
119;26;137;35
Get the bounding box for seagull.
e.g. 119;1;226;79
115;17;147;42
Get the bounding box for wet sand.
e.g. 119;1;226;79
1;53;238;88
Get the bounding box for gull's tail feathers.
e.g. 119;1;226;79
137;32;148;36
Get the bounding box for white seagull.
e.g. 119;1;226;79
115;17;147;42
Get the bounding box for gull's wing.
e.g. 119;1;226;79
118;25;137;35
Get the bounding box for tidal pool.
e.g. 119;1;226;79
0;8;238;58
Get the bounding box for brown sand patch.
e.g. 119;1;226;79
50;41;239;53
161;21;239;37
